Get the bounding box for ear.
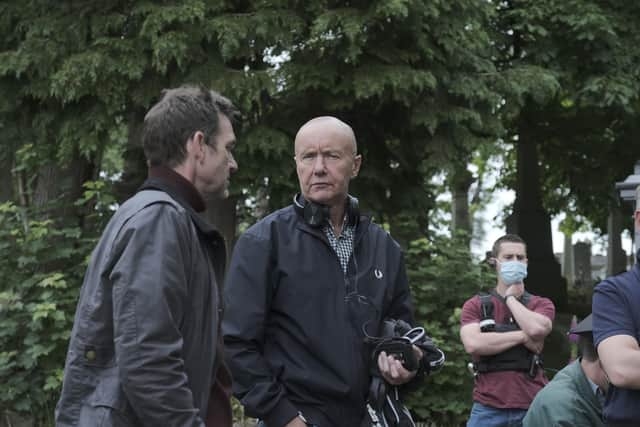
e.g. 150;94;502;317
187;131;206;162
635;209;640;231
352;154;362;178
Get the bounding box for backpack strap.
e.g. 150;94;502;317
478;292;495;332
479;292;493;313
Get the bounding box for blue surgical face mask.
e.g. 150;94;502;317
498;260;527;286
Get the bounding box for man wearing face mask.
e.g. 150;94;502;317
460;234;555;427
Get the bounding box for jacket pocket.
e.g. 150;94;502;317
78;404;136;427
79;376;137;427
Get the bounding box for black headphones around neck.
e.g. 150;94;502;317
293;193;360;228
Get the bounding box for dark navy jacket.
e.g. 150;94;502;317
222;204;415;427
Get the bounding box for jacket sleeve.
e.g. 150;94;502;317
109;204;205;427
222;232;298;427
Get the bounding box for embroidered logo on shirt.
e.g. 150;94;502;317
374;269;383;279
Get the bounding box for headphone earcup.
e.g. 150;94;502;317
293;193;359;227
303;201;329;227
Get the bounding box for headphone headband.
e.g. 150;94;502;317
293;194;360;228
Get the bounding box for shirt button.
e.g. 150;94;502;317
85;350;97;361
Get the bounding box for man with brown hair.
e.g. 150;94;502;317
56;86;239;427
460;234;555;427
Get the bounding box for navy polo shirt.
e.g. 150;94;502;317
593;263;640;426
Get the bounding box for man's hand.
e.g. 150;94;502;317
285;416;307;427
522;333;544;354
505;286;553;340
377;346;423;385
504;283;525;299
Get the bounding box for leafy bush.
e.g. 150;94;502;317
0;181;114;425
404;233;493;426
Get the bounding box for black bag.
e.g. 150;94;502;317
361;377;416;427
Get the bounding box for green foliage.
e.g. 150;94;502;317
404;233;493;425
231;397;256;426
0;0;638;423
492;0;640;233
229;0;504;236
0;182;114;423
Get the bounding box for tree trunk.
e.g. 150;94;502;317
32;163;62;208
506;127;567;310
203;196;238;266
114;111;147;203
0;151;14;203
32;151;95;223
450;163;473;246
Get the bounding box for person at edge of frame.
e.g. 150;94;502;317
592;185;640;427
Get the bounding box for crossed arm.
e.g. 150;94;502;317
598;335;640;389
460;291;553;357
460;324;531;356
505;287;552;340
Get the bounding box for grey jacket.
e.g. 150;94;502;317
56;183;226;427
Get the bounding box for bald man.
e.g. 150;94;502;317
223;117;423;426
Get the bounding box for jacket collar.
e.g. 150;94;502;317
146;165;205;212
138;166;218;238
294;205;371;246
